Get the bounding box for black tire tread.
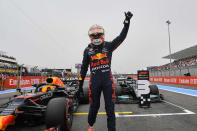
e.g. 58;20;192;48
45;97;72;131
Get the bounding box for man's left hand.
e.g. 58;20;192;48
125;11;133;20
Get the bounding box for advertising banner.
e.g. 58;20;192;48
150;76;197;86
3;76;47;88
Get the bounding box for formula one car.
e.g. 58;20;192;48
115;71;164;105
115;77;138;103
61;77;89;104
0;77;86;131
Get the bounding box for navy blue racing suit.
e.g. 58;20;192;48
79;21;130;131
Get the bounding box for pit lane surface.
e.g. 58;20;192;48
1;87;197;131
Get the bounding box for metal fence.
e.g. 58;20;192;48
150;65;197;77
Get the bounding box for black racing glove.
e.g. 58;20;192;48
124;11;133;24
78;80;84;97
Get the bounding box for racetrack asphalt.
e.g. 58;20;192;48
1;86;197;131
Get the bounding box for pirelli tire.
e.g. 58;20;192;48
115;84;122;104
45;97;73;131
70;95;79;113
149;85;161;102
80;81;89;104
149;85;159;95
115;85;122;96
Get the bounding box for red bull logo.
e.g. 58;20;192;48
91;58;109;67
91;53;107;61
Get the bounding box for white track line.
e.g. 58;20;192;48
116;100;195;118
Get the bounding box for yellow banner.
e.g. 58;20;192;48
0;69;18;73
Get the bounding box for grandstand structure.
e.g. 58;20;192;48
0;51;18;90
149;45;197;77
0;51;18;76
0;51;41;77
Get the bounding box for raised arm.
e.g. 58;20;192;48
110;11;133;52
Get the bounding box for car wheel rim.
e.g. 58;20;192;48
66;107;73;128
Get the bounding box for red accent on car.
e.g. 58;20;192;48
32;98;40;102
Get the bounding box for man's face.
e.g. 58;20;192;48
88;25;104;45
90;36;104;45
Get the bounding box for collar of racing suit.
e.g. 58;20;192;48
88;42;105;49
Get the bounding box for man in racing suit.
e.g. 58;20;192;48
79;11;133;131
